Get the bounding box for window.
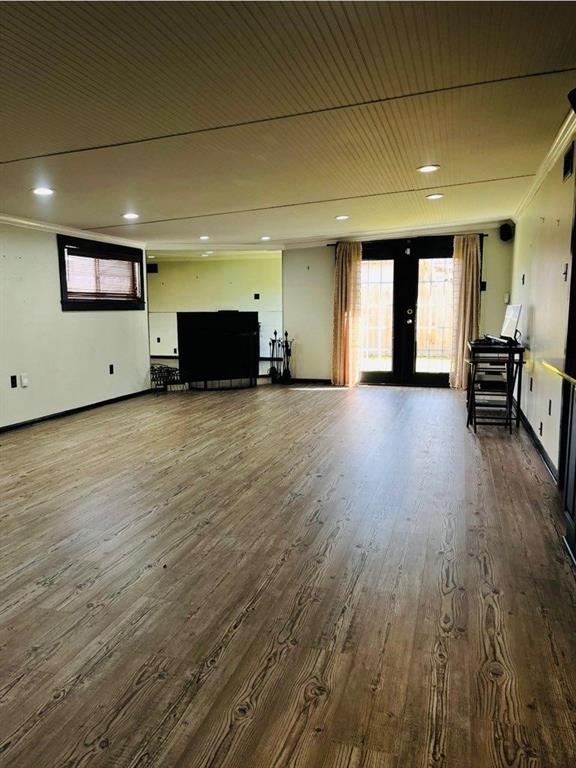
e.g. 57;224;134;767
361;259;394;372
415;257;454;373
57;235;144;311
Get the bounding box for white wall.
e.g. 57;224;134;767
0;223;150;428
480;228;514;335
282;246;334;380
511;133;576;469
149;312;178;357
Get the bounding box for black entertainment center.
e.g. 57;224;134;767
176;311;259;389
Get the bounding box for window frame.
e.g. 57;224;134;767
57;234;145;312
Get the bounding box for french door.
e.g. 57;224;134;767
360;236;454;387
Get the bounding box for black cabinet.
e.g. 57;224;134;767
177;311;259;388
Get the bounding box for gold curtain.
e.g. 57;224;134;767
450;234;481;389
332;241;362;386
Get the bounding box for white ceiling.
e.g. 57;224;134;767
1;1;575;248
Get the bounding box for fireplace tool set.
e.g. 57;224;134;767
269;330;294;383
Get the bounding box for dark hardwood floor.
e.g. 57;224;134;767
1;386;575;768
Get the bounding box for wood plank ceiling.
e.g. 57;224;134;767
1;1;575;246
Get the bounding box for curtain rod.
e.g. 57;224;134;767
327;233;489;246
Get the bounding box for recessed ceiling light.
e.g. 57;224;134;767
33;187;54;196
260;235;271;241
335;214;349;221
199;235;210;241
426;193;444;200
205;251;214;254
418;164;440;173
201;253;209;258
123;212;139;220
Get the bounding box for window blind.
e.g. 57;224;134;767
57;234;144;311
65;251;141;301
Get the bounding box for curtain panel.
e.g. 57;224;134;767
332;241;362;387
450;234;481;389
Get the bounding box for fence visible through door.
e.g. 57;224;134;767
360;236;460;387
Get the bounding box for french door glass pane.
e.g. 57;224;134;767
416;258;453;373
361;260;394;371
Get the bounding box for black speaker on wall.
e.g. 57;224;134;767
499;222;515;242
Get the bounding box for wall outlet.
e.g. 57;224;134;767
20;373;29;388
173;348;177;354
109;364;114;375
10;375;17;389
538;421;543;436
157;337;161;343
254;293;260;300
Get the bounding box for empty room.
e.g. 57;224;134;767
2;2;576;767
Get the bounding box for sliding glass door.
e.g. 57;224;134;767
360;236;455;387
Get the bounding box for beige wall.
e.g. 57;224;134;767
480;228;513;335
0;223;150;428
282;246;334;380
147;257;281;313
147;256;282;358
511;136;576;469
282;235;512;382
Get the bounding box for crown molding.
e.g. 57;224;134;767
146;241;282;252
149;250;281;262
148;217;507;253
1;212;512;254
0;213;147;249
279;217;507;250
0;206;522;256
515;110;576;220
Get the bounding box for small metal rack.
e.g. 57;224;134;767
151;364;182;392
466;341;525;433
